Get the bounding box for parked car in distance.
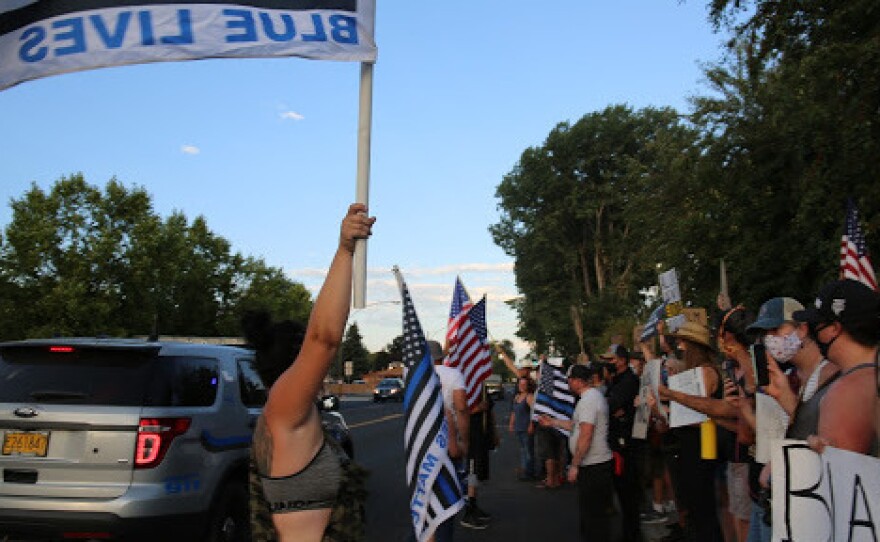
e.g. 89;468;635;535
484;374;504;400
0;337;352;541
373;378;405;403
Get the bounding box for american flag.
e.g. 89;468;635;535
394;268;464;541
446;277;473;348
445;293;493;409
532;359;576;437
840;200;877;290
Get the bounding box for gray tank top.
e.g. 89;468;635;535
786;372;838;440
259;439;343;514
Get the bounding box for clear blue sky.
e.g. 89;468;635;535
0;1;727;359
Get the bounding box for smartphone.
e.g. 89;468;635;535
750;343;770;387
723;360;737;384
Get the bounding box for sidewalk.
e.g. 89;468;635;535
453;401;675;542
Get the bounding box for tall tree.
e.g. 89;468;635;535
338;322;370;379
491;105;698;354
0;174;312;339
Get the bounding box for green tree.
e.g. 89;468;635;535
491;105;698;354
0;174;312;339
337;322;370;380
384;334;404;362
370;350;392;373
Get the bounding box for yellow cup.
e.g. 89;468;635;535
700;419;717;459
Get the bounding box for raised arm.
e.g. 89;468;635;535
264;204;375;429
494;343;523;377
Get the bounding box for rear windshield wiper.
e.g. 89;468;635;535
29;390;90;401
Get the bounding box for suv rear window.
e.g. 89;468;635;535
0;346;219;407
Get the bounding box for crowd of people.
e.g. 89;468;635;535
497;279;879;542
237;203;878;542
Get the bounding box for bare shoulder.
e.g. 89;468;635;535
820;370;876;453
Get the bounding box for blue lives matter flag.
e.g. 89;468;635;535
532;359;576;437
395;268;464;541
0;0;377;91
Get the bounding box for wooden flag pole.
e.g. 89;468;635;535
353;60;375;309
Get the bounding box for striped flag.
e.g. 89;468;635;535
0;1;377;91
394;268;464;541
446;277;473;347
532;359;576;437
840;199;877;290
445;292;493;409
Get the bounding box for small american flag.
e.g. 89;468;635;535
840;200;877;290
532;359;576;437
445;295;493;409
394;268;464;541
446;277;473;348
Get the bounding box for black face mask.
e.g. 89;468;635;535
809;322;839;359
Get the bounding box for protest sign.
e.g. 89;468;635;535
659;269;686;332
632;358;664;439
755;392;789;464
668;367;708;428
771;440;879;542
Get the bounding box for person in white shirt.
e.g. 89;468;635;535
540;364;613;542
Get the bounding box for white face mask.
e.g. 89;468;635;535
763;331;802;363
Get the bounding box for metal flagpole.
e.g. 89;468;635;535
353;5;376;309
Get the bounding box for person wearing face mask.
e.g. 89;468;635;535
749;297;840;436
744;297;840;542
790;279;880;456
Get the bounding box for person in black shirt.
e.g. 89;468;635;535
601;344;641;542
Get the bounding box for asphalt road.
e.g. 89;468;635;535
340;390;674;542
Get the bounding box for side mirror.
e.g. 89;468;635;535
319;394;340;412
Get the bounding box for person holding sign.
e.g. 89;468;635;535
791;279;880;456
657;320;725;542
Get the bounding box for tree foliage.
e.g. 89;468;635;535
338;322;370;380
493;0;879;353
491;106;699;355
0;174;312;340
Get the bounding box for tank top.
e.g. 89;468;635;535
786;371;838;440
512;394;532;432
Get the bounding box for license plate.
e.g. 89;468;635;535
2;431;49;457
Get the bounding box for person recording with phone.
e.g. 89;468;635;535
740;297;839;542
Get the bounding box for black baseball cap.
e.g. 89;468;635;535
567;364;595;382
793;279;880;326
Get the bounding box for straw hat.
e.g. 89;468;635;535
671;321;714;350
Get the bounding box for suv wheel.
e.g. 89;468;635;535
206;482;249;542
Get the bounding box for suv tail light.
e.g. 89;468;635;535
135;417;191;468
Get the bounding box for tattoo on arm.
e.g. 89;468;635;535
253;416;273;476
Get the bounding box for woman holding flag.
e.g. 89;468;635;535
247;203;375;542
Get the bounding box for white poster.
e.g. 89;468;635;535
633;358;664;439
771;440;880;542
755;392;789;464
0;1;377;91
668;367;708;428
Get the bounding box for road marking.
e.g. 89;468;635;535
348;413;403;429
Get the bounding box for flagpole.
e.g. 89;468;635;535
352;61;374;309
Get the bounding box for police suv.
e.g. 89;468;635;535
0;337;350;541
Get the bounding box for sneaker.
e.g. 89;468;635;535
639;510;666;524
471;503;492;521
460;511;489;530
